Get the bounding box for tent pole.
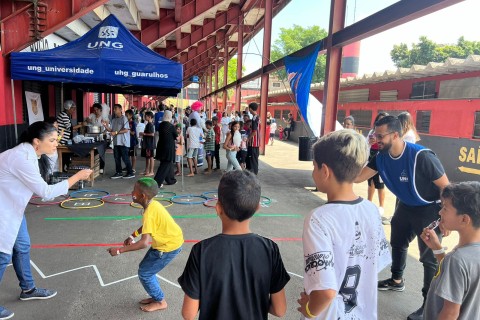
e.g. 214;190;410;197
179;88;185;192
11;79;18;142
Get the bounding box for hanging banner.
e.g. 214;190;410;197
25;91;44;124
284;43;323;137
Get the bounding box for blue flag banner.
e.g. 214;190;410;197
284;43;322;137
11;14;182;96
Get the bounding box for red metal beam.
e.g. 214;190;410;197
137;0;225;47
1;0;109;55
165;4;240;59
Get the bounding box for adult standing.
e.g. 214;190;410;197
56;100;83;145
56;100;83;171
355;115;449;320
282;113;294;140
246;102;260;175
367;112;388;217
189;101;206;167
154;110;177;188
154;104;165;151
220;112;231;144
0;122;92;320
103;104;135;179
85;103;108;173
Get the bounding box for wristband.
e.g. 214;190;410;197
115;131;118;135
116;249;121;255
128;235;135;243
305;301;316;318
433;247;447;255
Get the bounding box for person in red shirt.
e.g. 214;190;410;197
212;116;221;170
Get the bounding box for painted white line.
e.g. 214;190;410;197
19;261;181;289
288;271;304;279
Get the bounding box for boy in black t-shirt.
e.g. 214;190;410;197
178;170;290;320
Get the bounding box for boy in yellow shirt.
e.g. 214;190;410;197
107;177;183;312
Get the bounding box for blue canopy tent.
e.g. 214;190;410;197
10;14;183;96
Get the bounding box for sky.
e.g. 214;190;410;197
242;0;480;77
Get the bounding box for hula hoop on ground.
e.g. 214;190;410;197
130;198;174;209
171;195;206;205
203;198;218;208
260;196;272;205
155;191;176;200
102;194;132;205
201;191;218;199
29;195;69;206
69;189;110;199
60;198;104;209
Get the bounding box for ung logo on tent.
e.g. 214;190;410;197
99;26;119;38
88;26;123;50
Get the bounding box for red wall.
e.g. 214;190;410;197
0;49;23;126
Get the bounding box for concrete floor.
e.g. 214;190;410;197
0;139;459;320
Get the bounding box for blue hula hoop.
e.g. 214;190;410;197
201;191;218;199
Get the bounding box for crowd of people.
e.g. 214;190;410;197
0;103;479;320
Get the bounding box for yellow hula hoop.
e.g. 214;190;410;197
130;198;173;209
60;198;105;209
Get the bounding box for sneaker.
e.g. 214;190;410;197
407;306;424;320
378;278;405;291
122;173;135;179
110;173;123;179
19;288;57;301
0;306;14;320
99;169;104;174
378;207;384;216
382;216;392;225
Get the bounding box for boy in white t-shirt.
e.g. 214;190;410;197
186;118;204;177
298;130;391;320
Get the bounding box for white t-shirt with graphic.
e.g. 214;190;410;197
302;198;391;320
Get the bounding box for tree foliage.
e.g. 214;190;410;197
214;57;244;98
391;36;480;68
271;25;327;83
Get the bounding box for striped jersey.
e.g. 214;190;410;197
57;111;72;144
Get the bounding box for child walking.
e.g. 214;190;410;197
278;125;284;141
178;170;290;319
140;111;155;176
203;120;215;174
421;181;480;320
174;124;184;176
298;130;391;319
107;178;183;313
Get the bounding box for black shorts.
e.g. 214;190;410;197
368;173;385;189
238;150;248;163
128;147;136;157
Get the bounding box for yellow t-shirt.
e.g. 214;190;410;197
142;200;184;252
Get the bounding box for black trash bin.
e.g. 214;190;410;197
298;136;317;161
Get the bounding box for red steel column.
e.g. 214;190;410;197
322;0;347;135
214;60;219;112
222;37;228;113
235;16;244;113
208;64;213;116
259;0;273;155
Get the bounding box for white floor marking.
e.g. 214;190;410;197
288;271;304;279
